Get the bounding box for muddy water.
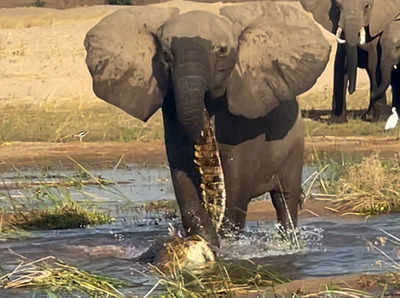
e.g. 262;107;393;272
0;165;399;297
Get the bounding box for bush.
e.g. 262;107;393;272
107;0;132;5
32;0;46;7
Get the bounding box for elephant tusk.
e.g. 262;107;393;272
359;27;366;45
335;27;346;44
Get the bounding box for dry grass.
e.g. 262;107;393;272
0;97;396;144
0;100;163;143
304;118;397;137
149;260;288;297
0;256;127;297
315;154;400;216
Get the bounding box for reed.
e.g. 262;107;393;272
148;260;288;297
0;256;127;297
315;154;400;216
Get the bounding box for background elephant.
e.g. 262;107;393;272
299;0;400;122
84;1;330;248
372;18;400;110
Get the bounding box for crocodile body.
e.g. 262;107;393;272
194;110;226;232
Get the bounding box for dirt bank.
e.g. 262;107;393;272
1;137;399;171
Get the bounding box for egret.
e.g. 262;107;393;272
384;107;399;130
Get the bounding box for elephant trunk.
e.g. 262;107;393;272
343;16;362;94
173;47;211;142
346;44;358;94
372;59;393;101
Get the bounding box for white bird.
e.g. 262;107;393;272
73;130;89;142
384;107;399;130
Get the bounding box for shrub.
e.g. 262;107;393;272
107;0;132;5
32;0;46;7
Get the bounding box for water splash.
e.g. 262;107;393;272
219;223;324;260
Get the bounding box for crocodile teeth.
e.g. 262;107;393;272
194;110;226;232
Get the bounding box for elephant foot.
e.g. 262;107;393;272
361;109;373;122
152;235;216;274
329;113;348;124
370;103;392;122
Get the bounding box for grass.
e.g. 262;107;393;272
0;256;127;297
0;100;164;143
2;199;114;230
32;0;46;7
0;96;397;144
309;153;400;217
149;260;288;297
0;171;115;234
304;118;399;137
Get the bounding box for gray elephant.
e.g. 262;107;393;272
84;1;330;249
372;18;400;110
299;0;400;122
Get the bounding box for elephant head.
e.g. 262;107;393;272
84;1;330;143
299;0;400;94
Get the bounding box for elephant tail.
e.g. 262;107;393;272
194;110;226;232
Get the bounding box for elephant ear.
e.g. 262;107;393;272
84;7;179;121
298;0;339;33
220;2;331;119
370;0;400;37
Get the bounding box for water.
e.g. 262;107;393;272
0;165;399;297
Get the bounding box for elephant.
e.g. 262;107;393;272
299;0;400;122
371;17;400;110
84;0;330;251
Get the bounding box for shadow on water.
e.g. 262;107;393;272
0;163;399;296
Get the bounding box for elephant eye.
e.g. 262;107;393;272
213;45;229;56
161;49;173;64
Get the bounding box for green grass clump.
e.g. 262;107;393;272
107;0;132;4
315;154;400;216
0;256;127;297
0;183;114;233
10;201;114;230
32;0;46;7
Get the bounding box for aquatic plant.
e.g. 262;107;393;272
6;201;114;230
317;154;400;216
147;259;288;297
0;173;115;233
0;256;128;297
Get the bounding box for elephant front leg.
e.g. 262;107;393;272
392;69;400;111
270;190;300;230
170;168;219;247
163;109;219;248
364;43;390;122
331;43;349;123
270;146;303;230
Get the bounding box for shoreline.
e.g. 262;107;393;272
0;136;399;171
